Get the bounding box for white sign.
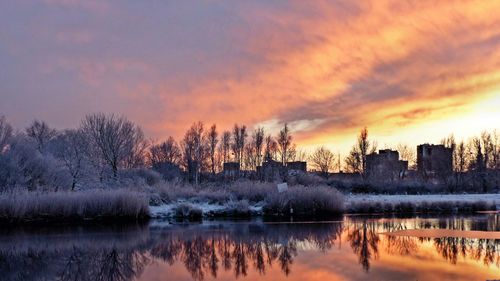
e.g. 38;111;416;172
277;183;288;193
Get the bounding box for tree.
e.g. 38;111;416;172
149;136;181;166
470;137;486;192
232;124;247;168
207;124;218;175
49;129;87;190
80;113;146;179
481;131;494;169
344;147;361;174
220;131;232;163
345;127;376;175
310;146;336;177
396;143;416;169
181;121;207;185
277;123;292;166
293;148;309;162
252;127;265;167
493;130;499;169
264;135;278;162
454;140;467;189
0;115;13;153
26;119;57;153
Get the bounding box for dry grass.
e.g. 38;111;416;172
0;189;150;223
263;185;344;216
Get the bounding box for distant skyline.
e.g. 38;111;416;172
1;1;500;154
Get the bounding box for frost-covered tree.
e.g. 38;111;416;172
0;115;13;153
26;119;57;153
49;129;88;190
0;134;70;191
80;113;146;179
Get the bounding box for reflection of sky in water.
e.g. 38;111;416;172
1;215;499;281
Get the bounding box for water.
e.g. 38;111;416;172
1;215;500;281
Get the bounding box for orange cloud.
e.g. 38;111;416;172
3;0;500;152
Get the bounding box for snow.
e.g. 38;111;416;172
150;200;263;218
345;193;500;207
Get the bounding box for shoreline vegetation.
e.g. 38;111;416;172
0;189;150;224
0;113;499;224
0;182;497;224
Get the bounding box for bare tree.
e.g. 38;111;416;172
493;130;499;169
0;115;13;153
310;146;336;177
264;135;278;162
277;123;292;166
396;143;416;169
252;127;265;167
469;137;487;192
26;119;57;153
293;148;309;162
50;129;87;190
345;127;376;175
182;121;206;185
232;124;247;168
220;131;231;163
124;129;148;169
149;136;181;166
454;140;467;189
80;113;145;179
481;131;494;169
244;143;256;170
344;147;361;174
207;124;218;175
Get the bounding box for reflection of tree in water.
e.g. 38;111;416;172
433;237;500;267
344;215;500;273
148;224;328;280
2;217;499;281
0;224;151;281
346;222;380;271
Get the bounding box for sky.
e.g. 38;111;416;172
1;0;500;154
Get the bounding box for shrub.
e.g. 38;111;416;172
0;189;150;223
172;203;202;219
227;181;275;202
222;200;250;216
263;185;344;216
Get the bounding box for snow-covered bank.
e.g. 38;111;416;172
345;193;499;213
346;193;500;206
150;200;264;218
150;193;500;219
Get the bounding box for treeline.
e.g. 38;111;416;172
0;113;308;191
439;132;500;192
1;113;499;192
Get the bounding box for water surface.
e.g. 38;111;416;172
1;215;500;281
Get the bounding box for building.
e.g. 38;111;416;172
223;162;240;179
366;149;408;179
417;144;453;174
286;161;307;172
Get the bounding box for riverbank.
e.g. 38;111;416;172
1;184;498;223
0;189;150;224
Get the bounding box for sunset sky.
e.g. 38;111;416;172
1;0;500;154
